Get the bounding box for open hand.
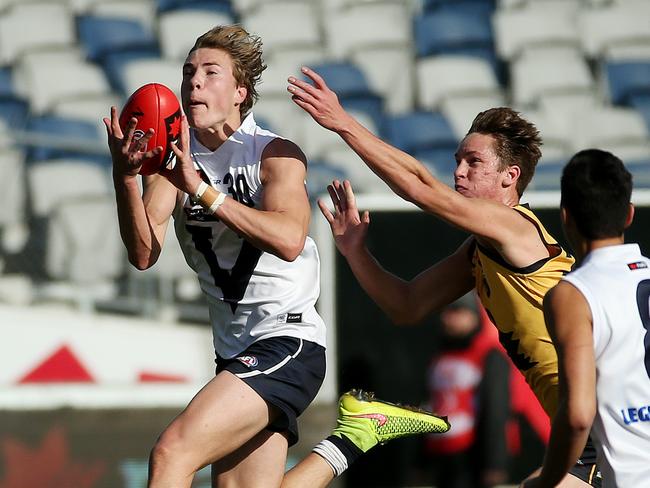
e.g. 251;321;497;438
104;106;162;178
287;67;353;133
318;180;370;257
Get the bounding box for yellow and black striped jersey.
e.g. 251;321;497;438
471;204;575;417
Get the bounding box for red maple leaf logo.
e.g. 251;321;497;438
0;426;105;488
168;114;181;138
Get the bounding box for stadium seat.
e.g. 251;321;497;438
13;49;111;115
89;0;158;33
324;2;411;60
242;2;321;55
100;48;162;94
606;61;650;106
25;115;107;164
414;147;457;184
440;94;507;139
309;62;384;126
416;55;501;110
294;109;378;161
53;93;124;136
0;147;27;239
0;96;29;130
578;2;650;59
492;5;580;61
27;159;112;217
77;15;159;63
350;47;415;114
321;145;388;194
381;111;458;155
569;106;650;162
510;47;594;107
0;68;14;97
423;0;496;14
121;58;182;99
630;94;650;131
0;3;75;64
414;8;494;60
46;196;124;285
157;8;236;60
156;0;234;16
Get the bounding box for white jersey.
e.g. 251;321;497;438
173;114;326;358
563;244;650;488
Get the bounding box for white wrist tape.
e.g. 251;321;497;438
194;181;209;200
208;191;227;214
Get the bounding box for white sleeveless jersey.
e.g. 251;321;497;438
172;114;326;358
563;244;650;488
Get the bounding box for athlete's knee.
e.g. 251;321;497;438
150;428;197;475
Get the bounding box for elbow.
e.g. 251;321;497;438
568;407;595;434
275;234;306;262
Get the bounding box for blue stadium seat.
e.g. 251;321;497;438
381;111;458;155
414;7;494;58
100;48;162;95
0;67;14;97
413;6;501;81
309;62;384;126
606;62;650;106
423;0;496;15
156;0;233;15
0;97;30;129
77;15;159;63
630;94;650;132
24;115;108;164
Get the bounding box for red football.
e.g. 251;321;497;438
119;83;181;175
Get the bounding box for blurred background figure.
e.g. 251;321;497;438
422;293;510;488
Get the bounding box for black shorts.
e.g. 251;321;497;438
215;336;326;446
569;436;602;487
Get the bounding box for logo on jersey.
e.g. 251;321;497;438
620;405;650;425
628;261;648;270
236;355;258;368
277;313;303;324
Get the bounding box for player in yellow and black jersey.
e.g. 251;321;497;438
285;67;601;488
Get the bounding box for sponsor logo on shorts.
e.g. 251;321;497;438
236;355;258;368
627;261;648;270
277;313;303;324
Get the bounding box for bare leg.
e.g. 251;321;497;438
522;467;598;487
282;452;335;488
212;430;289;488
148;371;277;488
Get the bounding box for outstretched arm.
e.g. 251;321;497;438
319;179;474;325
104;106;178;270
288;67;541;264
521;281;596;488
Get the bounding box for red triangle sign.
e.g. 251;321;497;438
18;344;95;383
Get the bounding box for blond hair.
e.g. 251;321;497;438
190;24;266;117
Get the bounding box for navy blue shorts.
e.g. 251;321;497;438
215;336;326;446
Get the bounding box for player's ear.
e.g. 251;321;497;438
504;164;520;187
625;203;635;229
234;85;247;106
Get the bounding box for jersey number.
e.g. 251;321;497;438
186;225;262;313
635;279;650;379
224;173;254;207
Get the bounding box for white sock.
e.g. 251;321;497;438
312;439;348;477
